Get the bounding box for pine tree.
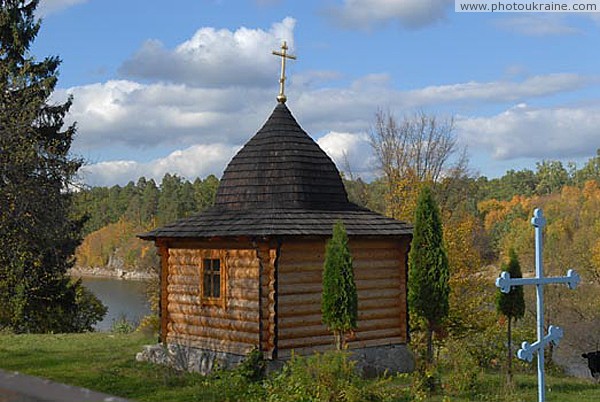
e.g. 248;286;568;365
0;0;105;332
322;220;358;350
496;248;525;382
408;186;450;364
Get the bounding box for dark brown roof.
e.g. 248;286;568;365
139;208;411;238
214;103;349;210
140;103;412;240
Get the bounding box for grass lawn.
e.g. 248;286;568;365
0;332;598;401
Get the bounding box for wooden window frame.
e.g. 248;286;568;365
200;251;227;308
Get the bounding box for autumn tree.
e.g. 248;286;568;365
408;186;450;364
496;249;525;382
322;220;358;350
0;0;105;332
369;110;464;221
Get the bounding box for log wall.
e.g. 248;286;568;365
165;247;261;355
277;237;409;358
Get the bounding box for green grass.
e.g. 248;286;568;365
0;332;598;401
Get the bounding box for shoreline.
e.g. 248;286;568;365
69;267;157;281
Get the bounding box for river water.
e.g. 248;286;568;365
81;277;153;332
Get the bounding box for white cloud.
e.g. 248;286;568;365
59;80;273;151
316;131;374;178
119;17;296;87
56;55;599;187
59;72;595;157
407;73;592;104
80;143;240;187
330;0;453;29
37;0;88;16
496;15;581;36
456;103;600;160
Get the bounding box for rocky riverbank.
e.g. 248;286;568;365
70;266;157;281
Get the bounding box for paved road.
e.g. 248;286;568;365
0;369;129;402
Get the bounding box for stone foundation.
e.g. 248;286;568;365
136;343;415;377
136;343;246;375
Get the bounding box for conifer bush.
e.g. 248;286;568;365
321;220;358;350
408;186;450;364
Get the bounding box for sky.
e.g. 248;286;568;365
31;0;600;186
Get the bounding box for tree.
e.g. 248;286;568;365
369;109;466;221
0;0;105;332
496;248;525;382
535;160;569;195
408;186;450;364
157;173;184;224
322;220;358;350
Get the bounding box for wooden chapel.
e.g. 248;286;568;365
138;42;413;373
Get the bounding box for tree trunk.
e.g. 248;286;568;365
426;325;434;365
507;317;513;383
334;331;342;351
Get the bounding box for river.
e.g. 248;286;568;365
81;277;153;332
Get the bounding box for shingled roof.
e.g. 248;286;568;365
140;103;412;240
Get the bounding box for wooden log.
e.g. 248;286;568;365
354;327;404;341
355;278;402;291
227;258;259;269
279;270;321;285
167;333;256;356
169;313;259;333
169;274;200;286
359;297;401;310
277;303;321;318
228;267;259;279
278;327;403;350
277;277;401;296
170;323;259;344
278;308;401;330
168;293;199;305
277;336;407;358
229;288;259;301
167;238;256;250
357;288;402;300
278;283;322;295
277;263;401;285
278;314;323;329
353;267;401;280
228;278;258;290
348;249;399;261
168;284;199;295
227;298;259;311
277;334;333;349
169;266;199;276
277;260;323;272
278;318;401;340
348;239;401;249
168;304;260;322
278;292;322;306
277;287;402;308
346;335;407;349
277;296;401;319
279;240;325;251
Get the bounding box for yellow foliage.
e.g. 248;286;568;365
75;217;158;272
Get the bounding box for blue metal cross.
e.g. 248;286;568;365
495;208;580;402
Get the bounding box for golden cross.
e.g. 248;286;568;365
272;41;296;103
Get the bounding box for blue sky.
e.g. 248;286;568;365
32;0;600;186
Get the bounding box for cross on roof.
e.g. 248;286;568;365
272;41;296;103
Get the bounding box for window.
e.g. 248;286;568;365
202;258;222;300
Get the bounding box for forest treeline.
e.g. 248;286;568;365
72;148;600;355
72;174;218;272
72;150;600;275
